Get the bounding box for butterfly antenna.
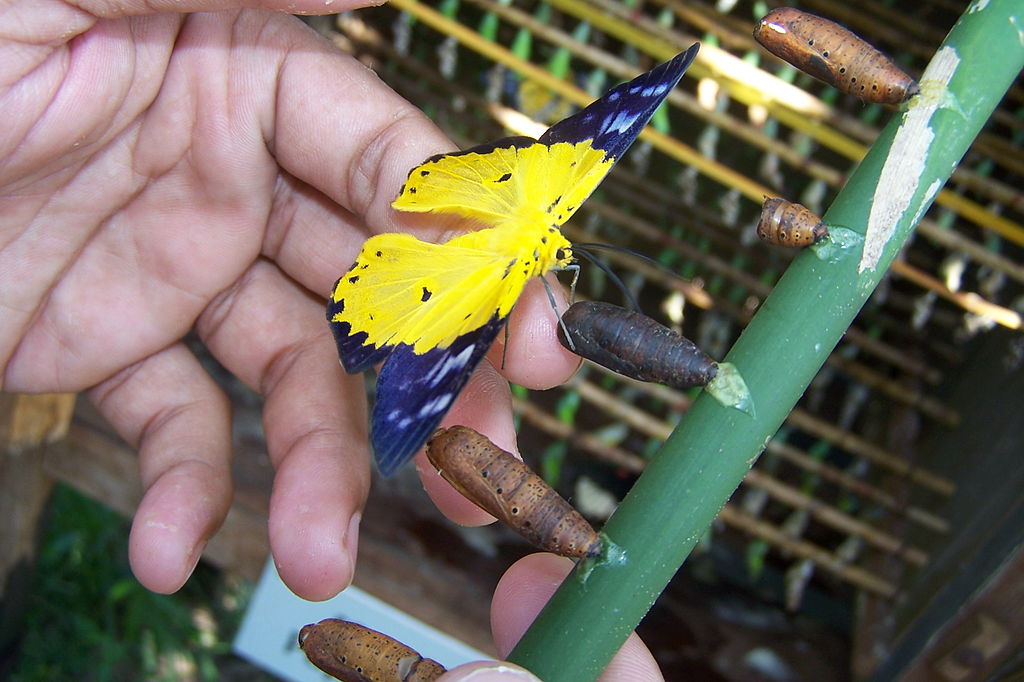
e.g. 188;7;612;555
573;246;643;312
541;276;576;352
574;241;678;275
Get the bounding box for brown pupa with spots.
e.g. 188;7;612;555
753;7;918;104
426;426;603;559
756;197;829;247
558;301;719;389
298;619;446;682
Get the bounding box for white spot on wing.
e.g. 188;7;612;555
609;110;641;134
417;393;454;418
425;345;476;387
387;409;413;431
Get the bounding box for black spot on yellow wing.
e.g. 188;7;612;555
426;426;602;559
420;286;432;302
496;172;512;182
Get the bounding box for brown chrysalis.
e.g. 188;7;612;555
558;301;718;389
426;426;603;559
753;7;918;104
756;197;829;247
298;619;446;682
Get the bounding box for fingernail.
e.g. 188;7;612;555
344;512;361;563
185;541;205;576
452;664;541;681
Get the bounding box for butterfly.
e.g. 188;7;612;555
328;43;700;476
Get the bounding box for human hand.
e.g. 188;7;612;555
441;554;663;681
1;1;578;598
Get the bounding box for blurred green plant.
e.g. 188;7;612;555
10;485;264;682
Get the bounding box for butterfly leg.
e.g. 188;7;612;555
541;274;576;352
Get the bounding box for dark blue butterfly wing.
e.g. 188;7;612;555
539;43;699;161
327;277;395;373
370;315;507;477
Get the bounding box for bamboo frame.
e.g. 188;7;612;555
506;4;1023;676
389;0;1024;320
514;398;901;598
542;0;1024;246
335;16;964;383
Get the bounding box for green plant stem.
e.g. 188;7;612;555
507;3;1024;680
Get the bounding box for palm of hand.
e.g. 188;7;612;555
0;4;578;598
1;7;447;597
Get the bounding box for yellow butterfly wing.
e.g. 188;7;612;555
392;138;612;230
330;229;554;355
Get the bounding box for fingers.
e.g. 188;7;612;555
440;554;663;681
197;259;370;600
491;276;582;390
88;343;232;594
416;359;516;527
269;29;455;245
491;554;665;682
76;1;387;18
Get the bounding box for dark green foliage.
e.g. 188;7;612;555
10;485;266;682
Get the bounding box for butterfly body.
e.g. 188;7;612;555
329;44;700;476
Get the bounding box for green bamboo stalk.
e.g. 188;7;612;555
507;3;1024;680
